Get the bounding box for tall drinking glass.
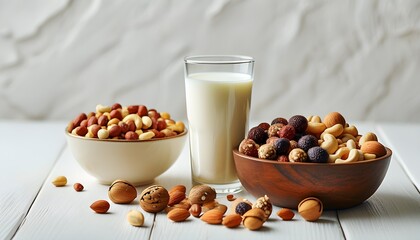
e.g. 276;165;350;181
184;55;254;193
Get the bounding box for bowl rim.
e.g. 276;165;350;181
233;147;392;166
65;128;188;143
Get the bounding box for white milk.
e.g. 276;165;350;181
185;72;253;184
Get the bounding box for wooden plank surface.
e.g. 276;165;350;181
4;121;420;240
0;121;66;240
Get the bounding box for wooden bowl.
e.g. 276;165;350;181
233;148;392;210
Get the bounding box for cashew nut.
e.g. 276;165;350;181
160;112;171;120
167;121;185;133
96;104;112;113
328;147;350;163
307;122;326;135
320;133;339;154
335;149;360;163
123;114;142;130
322;124;344;138
139;131;155;140
308;115;322;123
141;116;153;129
97;129;110;139
346;139;357;150
340;133;357;143
121;107;129;118
107;118;120;126
358;132;378;147
363;153;377;160
343;125;358;137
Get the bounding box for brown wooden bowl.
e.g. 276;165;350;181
233;147;392;210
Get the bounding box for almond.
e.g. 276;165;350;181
222;214;242;228
189;203;202;218
360;141;386;157
200;209;224;224
168;185;187;195
277;208;295;221
167;208;190;222
90;200;110;214
168;190;186;206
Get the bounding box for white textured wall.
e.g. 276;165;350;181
1;0;419;122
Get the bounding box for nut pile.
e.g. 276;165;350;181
52;176;324;230
67;103;185;140
239;112;387;163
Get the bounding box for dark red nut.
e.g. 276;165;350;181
298;135;318;152
127;105;139;114
110;109;123;120
108;125;122;138
307;146;329;163
156;119;167;131
273;138;290;155
80;119;88;128
271;117;288;125
118;121;129;133
258;143;277;160
138;105;148;117
288;115;308;133
87;112;96;119
75;126;88;136
278;125;296;141
126;120;136;132
72;113;87;127
98;115;108;126
257;122;270;131
149;129;165;138
267;123;284;138
125;131;139;140
247;126;268;145
87;116;98;127
148;109;160;119
239;139;259;158
90;124;101;138
111;103;122;110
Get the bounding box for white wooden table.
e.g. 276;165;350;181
1;120;420;240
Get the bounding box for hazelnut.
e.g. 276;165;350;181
298;197;323;221
108;180;137;204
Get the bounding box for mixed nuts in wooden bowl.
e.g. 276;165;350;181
233;112;392;209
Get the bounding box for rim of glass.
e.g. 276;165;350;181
184;55;254;64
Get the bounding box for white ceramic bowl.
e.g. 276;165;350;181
65;130;187;186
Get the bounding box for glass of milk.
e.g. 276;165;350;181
184;55;254;193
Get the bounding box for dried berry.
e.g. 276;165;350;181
297;134;318;152
307;146;329;163
247;126;268;145
273;138;290;156
278;125;296;140
235;201;252;216
257;122;270;131
277;155;289;162
288;115;308;133
239;139;259;157
271;117;288;125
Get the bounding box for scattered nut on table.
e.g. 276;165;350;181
127;210;144;227
52;176;67;187
108;180;137;204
